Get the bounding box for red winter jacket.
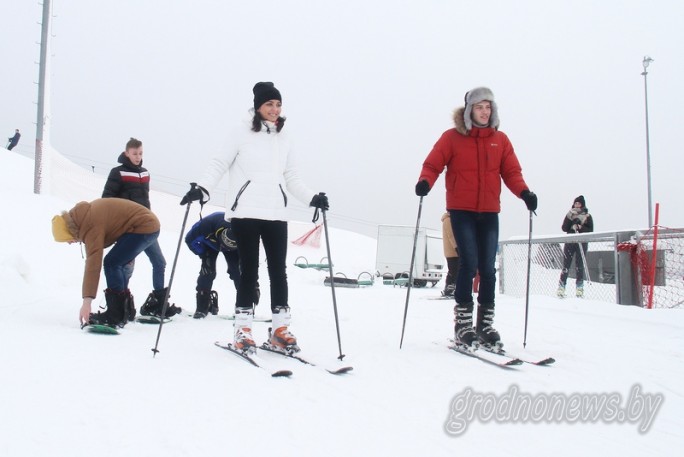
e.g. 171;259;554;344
418;107;529;213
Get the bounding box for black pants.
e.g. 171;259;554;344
196;249;241;291
559;242;588;286
231;218;288;312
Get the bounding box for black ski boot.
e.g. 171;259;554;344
194;289;211;319
140;288;182;318
209;290;219;315
123;289;136;322
453;302;479;349
442;257;459;297
476;302;502;349
90;289;127;328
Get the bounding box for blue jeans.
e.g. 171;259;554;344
449;211;499;305
122;239;166;290
104;232;160;292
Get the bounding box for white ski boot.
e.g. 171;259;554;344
233;308;256;354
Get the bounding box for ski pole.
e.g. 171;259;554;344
399;196;424;349
314;194;345;361
574;227;591;285
523;210;534;348
151;184;202;356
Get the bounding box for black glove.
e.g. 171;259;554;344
520;189;538;212
415;180;430;197
180;183;209;205
572;218;581;225
310;193;329;211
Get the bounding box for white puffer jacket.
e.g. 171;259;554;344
200;118;315;222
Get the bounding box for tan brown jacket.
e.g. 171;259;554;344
62;198;160;298
441;212;458;258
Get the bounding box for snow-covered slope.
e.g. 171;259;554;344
0;151;682;456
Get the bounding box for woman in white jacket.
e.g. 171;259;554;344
194;82;329;354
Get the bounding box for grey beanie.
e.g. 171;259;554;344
463;87;499;131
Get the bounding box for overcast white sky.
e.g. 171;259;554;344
2;0;683;239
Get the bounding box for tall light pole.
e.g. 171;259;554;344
641;56;654;228
34;0;52;194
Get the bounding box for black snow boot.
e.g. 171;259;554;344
209;290;219;315
90;289;127;328
453;302;478;348
123;289;136;322
442;257;459;297
140;288;182;318
194;289;211;319
476;302;501;348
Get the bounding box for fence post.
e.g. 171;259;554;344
616;232;641;306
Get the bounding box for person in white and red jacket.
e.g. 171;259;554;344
102;137;176;321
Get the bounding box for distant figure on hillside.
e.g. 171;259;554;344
7;129;20;151
51;198;165;328
441;213;459;297
557;195;594;299
102;137;178;320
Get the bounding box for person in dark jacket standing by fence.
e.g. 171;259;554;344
7;129;20;150
557;195;594;298
415;86;537;351
102;137;179;319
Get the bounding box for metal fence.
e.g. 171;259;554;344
499;231;623;303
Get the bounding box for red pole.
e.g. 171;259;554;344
473;272;480;293
647;203;660;309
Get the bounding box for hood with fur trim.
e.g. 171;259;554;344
453;86;501;134
453;106;501;135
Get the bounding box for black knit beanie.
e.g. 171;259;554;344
253;82;282;110
574;195;586;208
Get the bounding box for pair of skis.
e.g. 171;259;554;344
215;342;353;377
447;339;555;368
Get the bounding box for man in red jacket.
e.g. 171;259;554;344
415;87;537;350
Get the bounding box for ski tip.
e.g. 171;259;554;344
272;370;293;378
505;358;524;366
327;366;354;375
535;357;556;366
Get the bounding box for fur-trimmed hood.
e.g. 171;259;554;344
452;86;500;135
62;210;80;241
453;106;501;135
